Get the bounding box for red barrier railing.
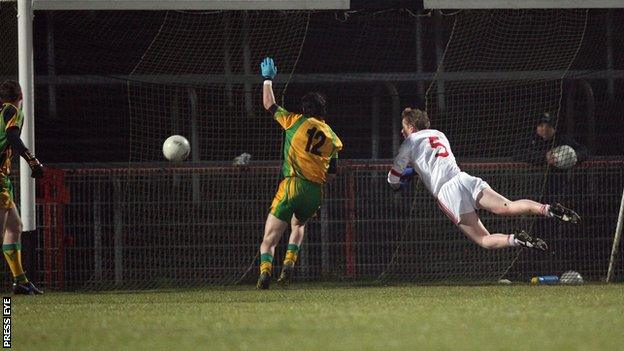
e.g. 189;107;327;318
36;167;70;290
32;159;624;288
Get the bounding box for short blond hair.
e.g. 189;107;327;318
402;107;430;130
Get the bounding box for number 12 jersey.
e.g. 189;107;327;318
273;106;343;184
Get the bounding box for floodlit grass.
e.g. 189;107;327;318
13;284;624;351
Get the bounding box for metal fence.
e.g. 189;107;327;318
2;160;622;290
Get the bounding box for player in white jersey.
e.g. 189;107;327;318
387;108;580;251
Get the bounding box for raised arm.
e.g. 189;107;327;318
259;57;303;130
263;82;276;110
260;57;277;110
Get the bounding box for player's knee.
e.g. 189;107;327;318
491;202;513;216
261;229;281;247
262;231;277;243
8;221;22;236
260;237;277;252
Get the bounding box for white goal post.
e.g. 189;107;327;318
25;0;624;10
424;0;624;9
606;188;624;282
18;0;36;232
30;0;350;10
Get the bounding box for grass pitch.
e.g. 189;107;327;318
14;284;624;351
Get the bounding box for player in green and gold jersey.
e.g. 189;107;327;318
0;80;44;295
256;58;343;289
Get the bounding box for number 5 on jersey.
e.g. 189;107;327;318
428;136;449;157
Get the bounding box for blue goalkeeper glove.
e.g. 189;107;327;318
260;57;277;80
400;167;416;183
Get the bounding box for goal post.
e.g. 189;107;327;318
27;0;624;10
31;0;351;10
606;187;624;282
424;0;624;9
18;0;36;231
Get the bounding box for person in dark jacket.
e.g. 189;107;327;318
516;112;590;208
516;113;589;167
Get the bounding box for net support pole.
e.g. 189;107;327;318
565;82;577;137
606;187;624;282
371;87;380;159
345;171;356;277
188;88;200;204
385;83;400;154
18;0;37;231
415;12;425;100
93;186;103;281
223;14;234;108
172;88;180;133
242;12;253;117
320;198;329;276
605;10;615;102
579;80;596;152
433;11;446;115
300;239;309;279
46;12;58;120
113;178;124;286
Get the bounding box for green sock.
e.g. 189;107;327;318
260;253;273;275
283;244;300;266
3;243;28;283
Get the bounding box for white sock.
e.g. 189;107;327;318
541;204;552;217
508;234;519;247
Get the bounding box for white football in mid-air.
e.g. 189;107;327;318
163;135;190;162
551;145;577;169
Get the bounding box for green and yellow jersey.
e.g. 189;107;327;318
0;103;23;176
273;106;342;184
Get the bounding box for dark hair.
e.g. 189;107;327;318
0;80;22;103
301;92;327;117
402;107;430;130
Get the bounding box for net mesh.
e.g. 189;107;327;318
128;11;309;161
0;3;17;79
121;11;309;286
0;8;622;290
414;10;591;281
427;10;588;157
35;161;624;289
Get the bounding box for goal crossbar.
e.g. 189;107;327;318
424;0;624;9
30;0;350;10
26;0;624;10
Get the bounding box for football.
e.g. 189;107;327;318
550;145;577;169
560;270;584;284
162;135;191;161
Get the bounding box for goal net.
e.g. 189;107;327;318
4;7;623;289
406;9;590;282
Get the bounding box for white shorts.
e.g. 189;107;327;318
436;172;490;225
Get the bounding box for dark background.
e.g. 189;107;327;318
0;7;621;162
